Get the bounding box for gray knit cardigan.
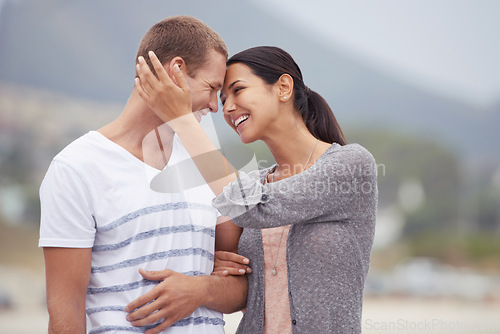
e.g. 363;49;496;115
213;143;378;334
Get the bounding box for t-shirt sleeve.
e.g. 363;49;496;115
39;159;96;248
213;145;378;229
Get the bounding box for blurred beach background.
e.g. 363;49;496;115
1;0;500;333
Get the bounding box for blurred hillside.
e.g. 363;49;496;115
1;80;499;272
1;1;500;332
1;0;500;168
0;0;499;259
0;82;120;223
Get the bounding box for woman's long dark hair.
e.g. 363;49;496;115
226;46;347;145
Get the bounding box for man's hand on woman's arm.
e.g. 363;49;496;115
125;268;247;334
125;217;249;334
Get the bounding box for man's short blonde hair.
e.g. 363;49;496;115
136;15;227;77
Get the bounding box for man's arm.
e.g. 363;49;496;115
207;217;248;311
201;270;248;313
126;269;248;333
213;217;252;276
125;217;248;334
43;247;92;334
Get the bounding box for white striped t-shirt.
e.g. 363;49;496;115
39;130;224;334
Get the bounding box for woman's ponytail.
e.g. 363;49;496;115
303;87;347;145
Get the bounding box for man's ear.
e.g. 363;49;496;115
167;56;188;85
277;73;294;101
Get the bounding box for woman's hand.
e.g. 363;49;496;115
135;51;192;122
212;251;252;276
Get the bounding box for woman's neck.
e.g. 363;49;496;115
263;126;322;179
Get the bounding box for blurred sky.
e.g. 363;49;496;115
254;0;500;108
1;0;499;109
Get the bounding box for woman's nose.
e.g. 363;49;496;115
222;99;235;114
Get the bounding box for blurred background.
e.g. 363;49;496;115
1;0;499;333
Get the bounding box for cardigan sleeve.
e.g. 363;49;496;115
212;144;378;229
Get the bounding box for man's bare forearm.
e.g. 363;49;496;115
201;273;248;313
47;305;86;334
44;248;91;334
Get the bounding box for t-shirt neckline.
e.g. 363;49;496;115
89;130;178;172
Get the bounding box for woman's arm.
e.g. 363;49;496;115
213;144;378;229
135;52;238;196
135;52;377;229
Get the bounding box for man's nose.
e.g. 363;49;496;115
208;94;219;113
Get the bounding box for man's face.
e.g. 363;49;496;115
186;49;226;122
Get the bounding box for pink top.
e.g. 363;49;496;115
262;225;292;334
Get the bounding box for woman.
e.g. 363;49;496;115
135;46;377;333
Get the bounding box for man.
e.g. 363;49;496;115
39;16;247;334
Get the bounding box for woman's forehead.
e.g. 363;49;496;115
223;64;255;88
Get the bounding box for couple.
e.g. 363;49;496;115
39;15;377;334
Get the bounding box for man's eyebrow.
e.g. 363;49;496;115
208;81;223;90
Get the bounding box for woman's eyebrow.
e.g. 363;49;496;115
228;80;244;90
221;80;246;103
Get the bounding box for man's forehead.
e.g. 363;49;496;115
208;77;224;90
214;70;226;89
197;58;226;88
192;67;224;89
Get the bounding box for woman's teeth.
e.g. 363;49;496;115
234;115;249;127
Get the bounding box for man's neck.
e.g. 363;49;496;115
98;92;175;169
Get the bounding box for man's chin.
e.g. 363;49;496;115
193;113;202;122
194;108;210;122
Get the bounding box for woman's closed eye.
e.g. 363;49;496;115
220;87;244;105
233;86;244;94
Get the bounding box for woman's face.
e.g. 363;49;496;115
220;63;280;143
